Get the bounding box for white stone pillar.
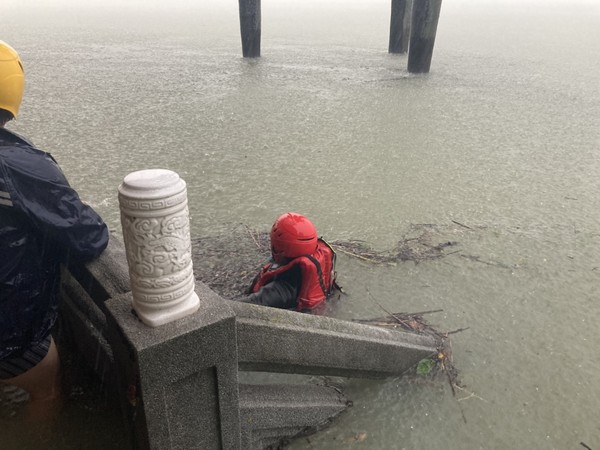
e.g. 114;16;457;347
118;169;200;327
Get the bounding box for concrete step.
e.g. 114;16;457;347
239;383;348;449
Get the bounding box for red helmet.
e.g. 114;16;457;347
270;212;318;263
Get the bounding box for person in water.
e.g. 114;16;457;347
0;41;109;420
242;212;337;311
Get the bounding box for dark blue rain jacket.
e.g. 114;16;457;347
0;128;109;360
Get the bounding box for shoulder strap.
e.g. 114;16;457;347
305;254;327;296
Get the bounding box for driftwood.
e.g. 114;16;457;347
354;307;472;423
329;235;459;265
353;309;464;387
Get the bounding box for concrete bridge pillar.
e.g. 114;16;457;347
408;0;443;73
118;169;200;327
238;0;261;57
389;0;413;54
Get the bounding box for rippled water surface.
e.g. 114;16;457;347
2;0;600;448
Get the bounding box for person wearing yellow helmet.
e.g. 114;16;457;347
0;40;25;123
0;41;109;421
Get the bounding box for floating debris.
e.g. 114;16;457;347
329;237;458;265
353;309;464;388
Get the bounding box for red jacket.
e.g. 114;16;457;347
250;239;336;311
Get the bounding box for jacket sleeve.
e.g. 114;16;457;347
241;279;299;309
5;150;109;262
239;265;301;309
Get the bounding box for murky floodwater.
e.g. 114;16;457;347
2;0;600;448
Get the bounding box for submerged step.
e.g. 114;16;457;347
239;383;348;450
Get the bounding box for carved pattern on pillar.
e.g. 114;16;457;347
118;169;200;326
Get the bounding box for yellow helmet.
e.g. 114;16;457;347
0;41;25;118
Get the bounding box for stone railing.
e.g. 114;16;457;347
59;169;440;450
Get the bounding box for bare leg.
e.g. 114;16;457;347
0;337;63;422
